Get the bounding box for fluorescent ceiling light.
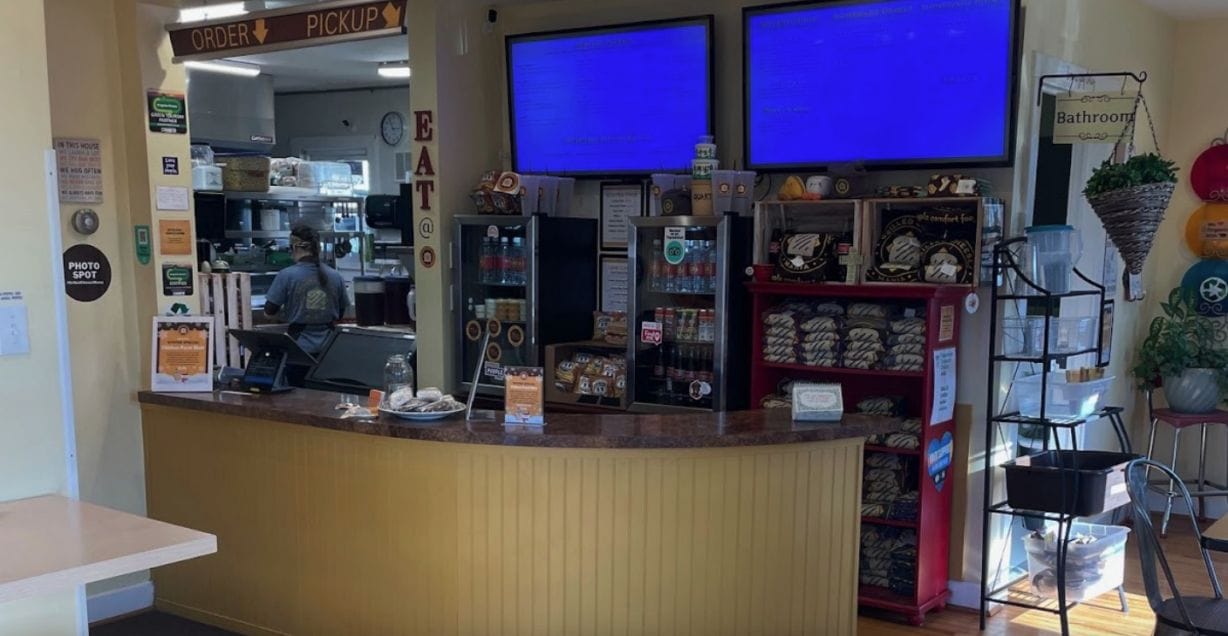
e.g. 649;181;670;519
184;60;261;77
178;2;248;23
378;63;411;79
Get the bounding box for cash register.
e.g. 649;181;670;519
230;329;318;394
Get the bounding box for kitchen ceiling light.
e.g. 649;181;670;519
178;2;248;23
378;64;412;79
184;60;261;77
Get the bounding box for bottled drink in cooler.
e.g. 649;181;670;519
498;237;511;284
705;240;718;292
688;241;703;293
650;239;663;291
688;241;705;294
664;254;678;293
479;237;492;283
511;237;525;284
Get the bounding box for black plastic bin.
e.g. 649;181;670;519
1003;451;1141;516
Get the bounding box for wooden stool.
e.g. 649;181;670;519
1146;407;1228;536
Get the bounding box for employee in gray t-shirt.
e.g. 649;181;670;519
264;225;350;355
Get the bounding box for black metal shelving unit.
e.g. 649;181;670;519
978;238;1133;635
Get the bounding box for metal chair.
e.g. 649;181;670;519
1126;459;1228;635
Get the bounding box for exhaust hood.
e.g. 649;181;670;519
187;69;276;152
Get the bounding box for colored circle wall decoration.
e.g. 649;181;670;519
1183;202;1228;259
1190;143;1228;201
1181;259;1228;317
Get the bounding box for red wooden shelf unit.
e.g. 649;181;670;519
748;281;965;626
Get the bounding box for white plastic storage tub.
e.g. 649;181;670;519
1002;316;1095;357
1026;523;1129;603
296;161;353;195
1014;371;1114;421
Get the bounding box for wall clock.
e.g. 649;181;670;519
381;111;404;146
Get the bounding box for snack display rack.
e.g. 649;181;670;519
747;280;966;625
862;197;986;287
978;238;1134;636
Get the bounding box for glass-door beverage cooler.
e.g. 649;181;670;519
628;215;752;412
453;215;597;395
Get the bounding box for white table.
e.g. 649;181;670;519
0;495;216;603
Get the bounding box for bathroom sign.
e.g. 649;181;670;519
1052;91;1137;144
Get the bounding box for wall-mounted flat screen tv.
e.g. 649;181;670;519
744;0;1019;170
507;16;714;176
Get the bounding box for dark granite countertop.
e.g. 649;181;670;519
138;389;901;449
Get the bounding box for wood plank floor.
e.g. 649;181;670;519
860;514;1227;635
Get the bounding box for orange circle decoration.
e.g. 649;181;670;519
465;320;483;342
1191;144;1228;201
486;319;502;338
1184;203;1228;259
485;342;503;363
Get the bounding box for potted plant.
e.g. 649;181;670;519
1132;287;1228;413
1083;152;1178;278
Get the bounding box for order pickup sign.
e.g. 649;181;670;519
640;321;663;345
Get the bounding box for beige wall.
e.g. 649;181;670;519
961;0;1176;591
409;1;501;389
46;0;149;601
42;0;196;607
0;0;80;632
1144;17;1228;496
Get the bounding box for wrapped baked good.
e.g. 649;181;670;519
417;387;445;403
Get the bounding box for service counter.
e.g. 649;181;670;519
138;389;900;635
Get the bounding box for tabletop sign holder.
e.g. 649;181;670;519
791;382;844;423
504;367;545;430
466;330;498;421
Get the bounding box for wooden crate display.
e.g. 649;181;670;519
862;197;985;286
752;199;867;284
545;341;628;411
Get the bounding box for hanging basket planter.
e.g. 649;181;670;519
1086;181;1175;275
1081;93;1177;279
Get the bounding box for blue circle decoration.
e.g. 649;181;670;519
1182;260;1228;317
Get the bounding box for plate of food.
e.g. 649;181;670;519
379;387;466;421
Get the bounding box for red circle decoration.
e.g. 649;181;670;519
1190;144;1228;201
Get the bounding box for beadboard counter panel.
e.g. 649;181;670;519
141;403;867;635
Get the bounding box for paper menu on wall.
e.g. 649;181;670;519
930;347;956;426
600;258;629;313
155;185;190;211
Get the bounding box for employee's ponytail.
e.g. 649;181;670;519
290;225;330;291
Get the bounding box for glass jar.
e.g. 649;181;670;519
383;354;414;398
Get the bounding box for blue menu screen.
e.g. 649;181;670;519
509;19;712;175
746;0;1015;168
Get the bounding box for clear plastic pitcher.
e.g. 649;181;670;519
1024;225;1081;294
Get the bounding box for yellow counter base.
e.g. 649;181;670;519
143;404;866;635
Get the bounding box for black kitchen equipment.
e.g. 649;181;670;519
353;276;386;326
366;192;413;244
383;276;414;326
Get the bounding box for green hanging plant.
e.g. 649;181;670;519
1083;152;1177;199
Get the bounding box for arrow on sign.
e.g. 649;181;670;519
382;2;402;28
253;18;268;44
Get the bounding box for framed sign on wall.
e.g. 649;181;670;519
600;182;644;251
